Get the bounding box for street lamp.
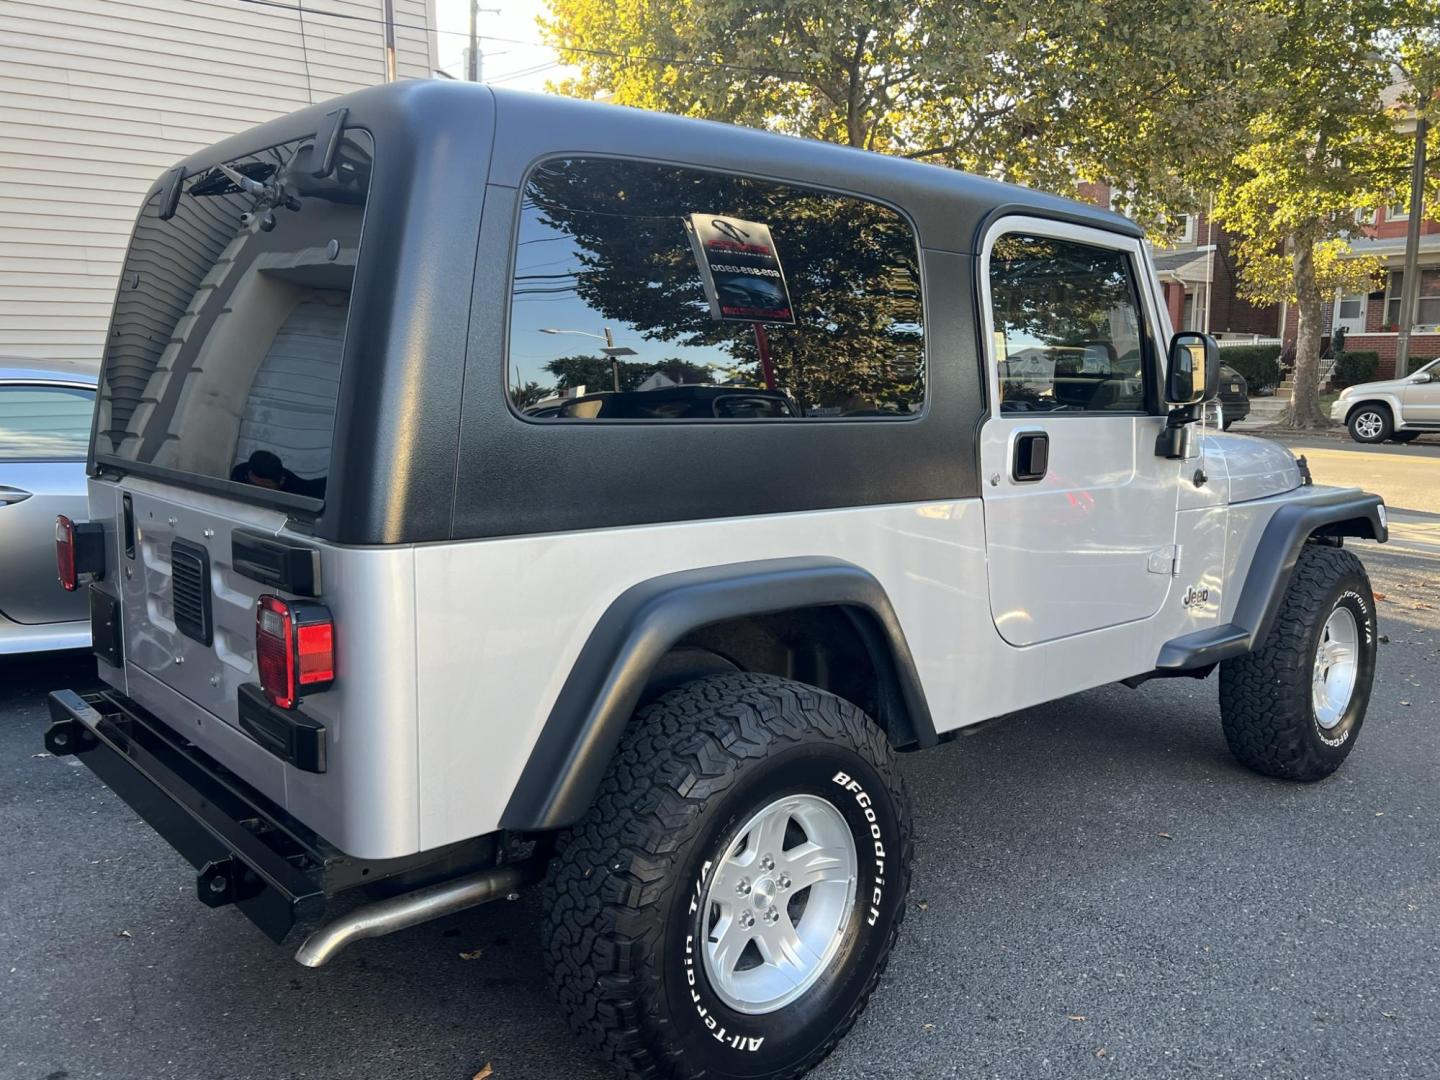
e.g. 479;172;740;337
539;327;637;392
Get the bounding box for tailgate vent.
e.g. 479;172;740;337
171;539;213;646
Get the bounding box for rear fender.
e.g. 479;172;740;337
499;557;933;832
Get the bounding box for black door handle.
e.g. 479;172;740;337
1012;431;1049;482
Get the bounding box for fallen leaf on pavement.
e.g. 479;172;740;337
1375;593;1388;601
1067;1014;1086;1022
1157;833;1172;840
1400;701;1411;707
1095;1047;1108;1058
472;1064;494;1080
459;948;485;961
116;929;132;938
917;900;929;911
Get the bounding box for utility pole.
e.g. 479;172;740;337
1395;101;1428;375
468;2;501;82
604;326;619;391
381;0;396;81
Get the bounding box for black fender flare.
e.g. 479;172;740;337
1155;489;1386;671
499;557;935;832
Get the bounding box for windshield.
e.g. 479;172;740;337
93;131;375;503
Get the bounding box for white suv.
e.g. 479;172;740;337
1333;358;1440;443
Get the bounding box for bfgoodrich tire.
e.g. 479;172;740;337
1219;544;1377;781
543;673;912;1080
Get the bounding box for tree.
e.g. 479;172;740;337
545;353;721;393
509;379;553;409
541;0;1274;234
1210;0;1434;427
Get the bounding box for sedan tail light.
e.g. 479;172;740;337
256;595;335;709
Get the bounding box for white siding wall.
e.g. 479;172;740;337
0;0;437;361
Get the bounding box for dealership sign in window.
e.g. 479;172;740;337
685;214;796;324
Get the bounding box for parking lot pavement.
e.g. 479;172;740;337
5;437;1439;1080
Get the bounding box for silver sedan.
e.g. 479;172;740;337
0;357;98;653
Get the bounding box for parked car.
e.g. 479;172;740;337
46;83;1387;1080
0;357;96;653
1332;358;1440;443
1217;363;1250;429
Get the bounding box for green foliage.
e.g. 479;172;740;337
541;0;1275;234
1332;351;1380;389
544;354;717;394
509;380;552;409
1219;345;1282;390
1206;0;1438;425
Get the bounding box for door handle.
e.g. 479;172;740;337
1012;431;1049;483
0;486;32;506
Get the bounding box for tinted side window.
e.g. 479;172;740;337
508;158;924;420
0;385;94;461
989;235;1150;414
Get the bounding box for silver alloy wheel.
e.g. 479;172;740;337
700;793;858;1015
1354;411;1384;440
1313;605;1360;729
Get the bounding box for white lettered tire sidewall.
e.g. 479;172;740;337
665;744;905;1077
1310;585;1376;751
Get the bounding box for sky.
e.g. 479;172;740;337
432;0;577;90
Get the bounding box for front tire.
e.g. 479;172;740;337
1347;404;1392;443
543;674;912;1080
1219;545;1377;781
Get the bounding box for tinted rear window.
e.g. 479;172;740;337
93;132;375;501
508;158;925;421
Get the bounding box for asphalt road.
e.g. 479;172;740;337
4;441;1439;1080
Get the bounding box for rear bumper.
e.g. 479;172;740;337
44;688;493;943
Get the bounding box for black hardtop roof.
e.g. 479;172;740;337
154;80;1140;255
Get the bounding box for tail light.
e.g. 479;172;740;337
55;515;105;591
256;595;335;709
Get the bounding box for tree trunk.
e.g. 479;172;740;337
1285;239;1331;429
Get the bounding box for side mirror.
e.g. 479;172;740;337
1166;331;1221;406
1411;372;1432;384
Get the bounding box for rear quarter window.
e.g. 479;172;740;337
507;158;925;422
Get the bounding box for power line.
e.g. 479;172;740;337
230;0;812;80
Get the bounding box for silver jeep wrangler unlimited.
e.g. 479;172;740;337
47;82;1386;1080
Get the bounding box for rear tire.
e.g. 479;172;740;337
1219;545;1377;781
1347;404;1392;443
543;674;912;1080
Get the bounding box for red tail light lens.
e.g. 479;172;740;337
256;595;335;709
55;516;78;591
